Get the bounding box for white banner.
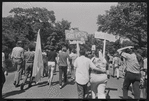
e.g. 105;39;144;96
65;29;88;41
95;31;116;42
69;40;85;44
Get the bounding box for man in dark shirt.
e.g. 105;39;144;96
47;46;57;87
58;45;70;89
20;44;35;90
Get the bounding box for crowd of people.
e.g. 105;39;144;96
2;40;147;99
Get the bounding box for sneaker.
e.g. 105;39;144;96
107;75;110;79
59;85;62;89
13;81;16;86
20;84;24;90
117;77;119;80
15;84;20;87
28;83;32;88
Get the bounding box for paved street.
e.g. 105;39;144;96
2;66;137;99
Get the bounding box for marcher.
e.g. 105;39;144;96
53;49;58;75
2;51;8;93
112;52;121;79
74;49;106;99
140;50;147;99
20;44;35;90
90;51;108;99
105;53;110;79
47;46;57;87
11;41;24;87
117;46;143;99
21;46;28;80
69;49;78;80
42;50;48;77
120;56;126;76
58;45;70;89
108;54;113;68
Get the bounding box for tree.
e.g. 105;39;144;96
3;7;71;52
2;17;18;50
9;7;56;45
121;40;134;47
97;2;147;48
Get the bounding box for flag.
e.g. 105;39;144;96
32;29;44;83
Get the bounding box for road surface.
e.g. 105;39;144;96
2;65;143;99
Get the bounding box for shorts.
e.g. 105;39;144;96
48;61;55;69
90;73;107;84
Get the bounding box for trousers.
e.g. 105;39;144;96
22;62;33;84
123;71;141;99
13;58;23;85
59;66;68;86
77;83;87;99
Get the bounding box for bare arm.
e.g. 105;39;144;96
117;46;134;54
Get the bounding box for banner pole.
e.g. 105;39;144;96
103;39;106;58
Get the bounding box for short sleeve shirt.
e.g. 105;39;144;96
58;51;69;66
74;56;95;85
121;52;141;74
11;47;24;59
24;51;34;63
47;51;57;62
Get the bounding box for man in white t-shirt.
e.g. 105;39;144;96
74;49;106;98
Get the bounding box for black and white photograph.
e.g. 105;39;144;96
2;2;147;99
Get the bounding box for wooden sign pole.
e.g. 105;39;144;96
103;39;106;58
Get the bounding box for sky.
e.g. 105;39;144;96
2;2;118;35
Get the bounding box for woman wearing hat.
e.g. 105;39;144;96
90;51;108;99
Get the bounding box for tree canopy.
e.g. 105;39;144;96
97;2;147;48
2;7;71;52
